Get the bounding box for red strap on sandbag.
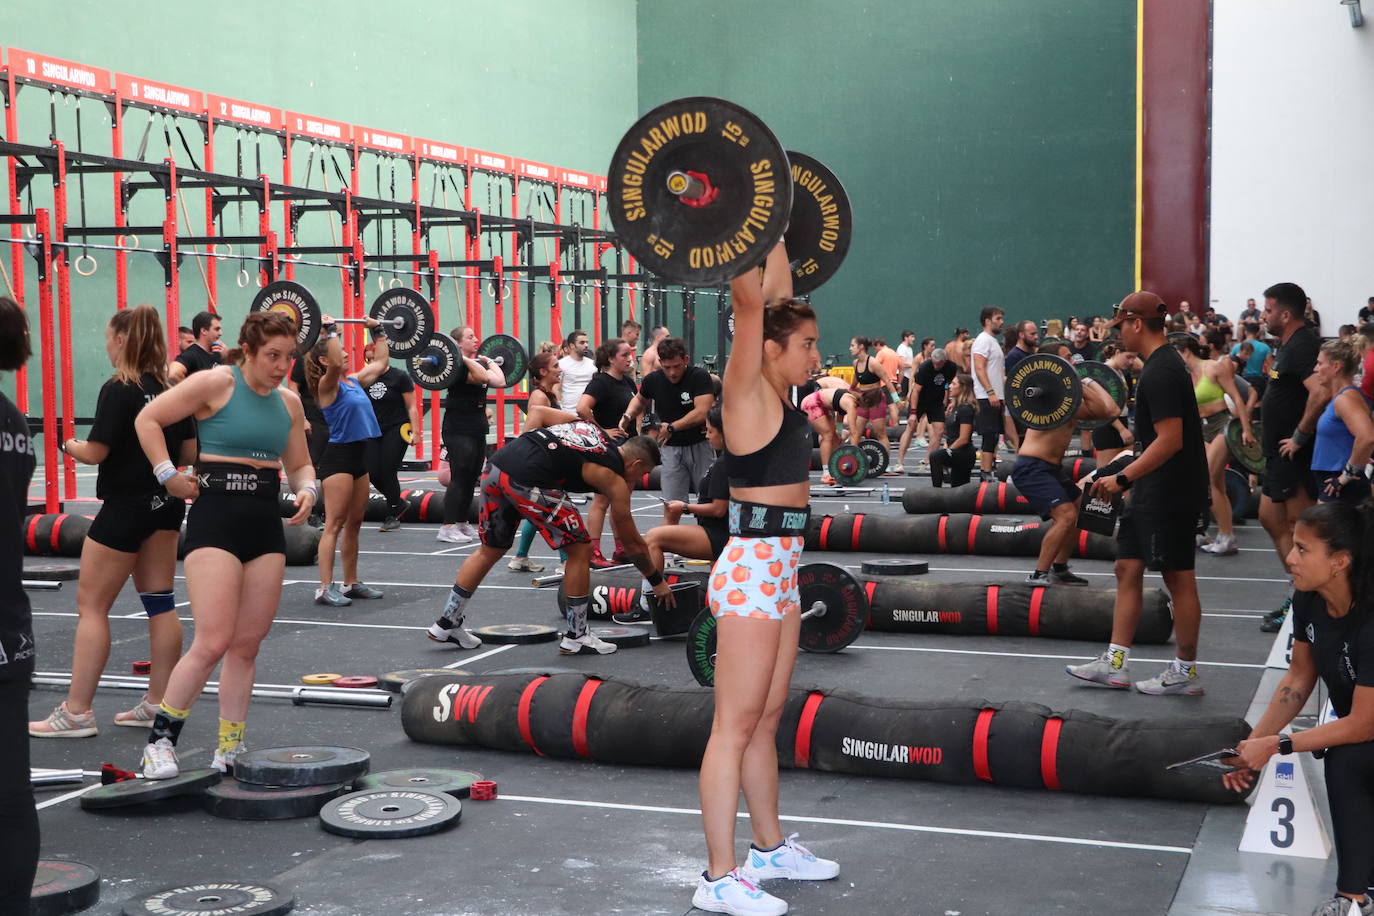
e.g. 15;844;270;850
863;581;876;627
50;513;68;552
967;515;980;553
420;492;435;520
976;481;988;512
819;516;833;550
851;514;865;551
1028;587;1045;636
25;515;40;553
972;708;995;782
1077;530;1088;558
937;515;948;552
571;678;603;759
985;585;999;634
1040;717;1063;790
1071;459;1083;479
794;692;825;768
517;676;550;757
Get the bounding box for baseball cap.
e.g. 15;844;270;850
1108;290;1167;327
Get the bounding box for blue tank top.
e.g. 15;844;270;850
197;366;291;462
322;377;382;444
1313;386;1366;472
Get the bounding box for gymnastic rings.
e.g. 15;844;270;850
488;279;512;300
236;268;252;289
388;276;403;289
211;243;234;259
116;234;139;251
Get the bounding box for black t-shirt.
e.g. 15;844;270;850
0;391;35;681
944;403;976;454
175;343;220;377
442;357;489;437
365;367;413;430
290;358;325;423
1261;324;1321;455
1291;591;1374;719
695;459;729;536
490;420;625;492
582;372;638;430
914;360;958;412
1068;342;1097;364
1131;344;1208;512
639;366;713;446
87;374;195;500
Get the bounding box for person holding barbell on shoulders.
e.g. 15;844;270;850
426;404;670;656
1068;291;1210;696
303;314;392;606
362;339;419;532
436;326;506;545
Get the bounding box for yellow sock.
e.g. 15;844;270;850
159;701;191;720
217;718;246;755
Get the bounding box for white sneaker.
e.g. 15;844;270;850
889;463;905;474
740;834;840;882
427;621;483;649
914;437;928;449
212;742;246;774
559;631;618;655
436;525;472;544
692;870;787;915
113;697;160;728
456;522;479;539
142;737;180;780
1200;533;1238;555
508;556;544;572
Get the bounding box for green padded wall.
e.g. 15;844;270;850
636;0;1137;360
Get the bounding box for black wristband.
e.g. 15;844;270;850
646;571;664;587
1278;734;1294;756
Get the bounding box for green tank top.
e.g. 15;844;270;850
197;366;291;462
1194;369;1225;408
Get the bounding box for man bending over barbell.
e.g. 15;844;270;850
427;406;673;656
1011;370;1120;587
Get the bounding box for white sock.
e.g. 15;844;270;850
1172;657;1195;675
1107;644;1130;670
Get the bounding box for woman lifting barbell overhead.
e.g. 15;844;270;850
305;315;392;605
436;326;506;545
695;241;839;916
132;310;316;780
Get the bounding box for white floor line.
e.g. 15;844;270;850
849;643;1266;669
1202;612;1265;619
877;565;1290;584
497;793;1192;855
35;783;102;810
445;644;515;668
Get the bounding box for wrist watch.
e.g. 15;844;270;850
1278;735;1294;756
665;422;675;436
1115;472;1133;490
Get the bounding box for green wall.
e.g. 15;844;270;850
0;0;638;413
636;0;1137;360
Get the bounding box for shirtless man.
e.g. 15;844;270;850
639;325;669;378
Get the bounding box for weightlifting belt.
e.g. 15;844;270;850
195;463;280;499
728;500;811;537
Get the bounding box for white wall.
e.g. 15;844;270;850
1210;0;1374;332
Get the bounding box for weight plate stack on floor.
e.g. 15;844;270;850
121;881;293;916
472;623;559;644
31;859;100;916
202;777;348;820
860;558;929;576
319;788;461;838
80;770;221;810
380;669;468;694
232;746;370;788
590;626;650;648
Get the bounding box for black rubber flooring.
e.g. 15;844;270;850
24;467;1284;915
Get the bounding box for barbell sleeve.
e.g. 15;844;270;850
332;316;405;328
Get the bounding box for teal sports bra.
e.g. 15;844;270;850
197;366;291;462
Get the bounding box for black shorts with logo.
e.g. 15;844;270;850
181;465;286;562
1262;444;1317;503
86;494;185;554
1115;507;1196;572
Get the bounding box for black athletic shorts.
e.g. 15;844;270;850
86;494;185;553
318;439;370;480
1262;445;1317;502
975;398;1002;449
702;523;730;561
476;463;589;551
182;479;286;563
1091;423;1124;451
1115;507;1196;572
1009;456;1080;520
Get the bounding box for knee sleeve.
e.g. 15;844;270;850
139;590;176;618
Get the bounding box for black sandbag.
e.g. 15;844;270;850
862;578;1173;643
900;481;1032;515
401;672;1249;804
558;566;710;619
994;455;1097;482
636;468;663;491
806;512;1115;559
21;512;92;557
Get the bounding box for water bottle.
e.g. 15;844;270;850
881;481;890;505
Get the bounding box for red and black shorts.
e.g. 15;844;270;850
477;463;589;551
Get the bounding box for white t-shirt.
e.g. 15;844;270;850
896;343;914;368
970;331;1005;400
558;354;597;408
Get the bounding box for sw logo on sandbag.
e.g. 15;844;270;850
840;737;943;765
432;683;494;724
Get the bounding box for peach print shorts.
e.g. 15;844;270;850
707;535;804;621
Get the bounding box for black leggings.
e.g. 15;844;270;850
442;431;487;525
1324;740;1374;894
0;674;39;913
367;424;409;515
930;447;975;488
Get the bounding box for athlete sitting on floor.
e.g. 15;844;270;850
426;407;672;656
1010;372;1119;586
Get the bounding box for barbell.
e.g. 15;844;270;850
407;332;530;391
250;281;434;359
1006;354;1127;431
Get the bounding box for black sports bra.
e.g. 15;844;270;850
726;399;812;488
854;356;881;386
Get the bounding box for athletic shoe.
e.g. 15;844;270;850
1311;894;1373;916
1065;651;1131;688
508;556;544;573
1261;595;1292;633
307;513;324;530
113;698;160;728
29;701;97;738
1025;570;1052;587
691;870;787;916
589;547;617;570
427;621;483;649
1135;665;1205;696
741;834;840;882
435;525;472;544
1201;533;1237;555
212;742;246;775
315;584;352;607
378;516;401;532
554;564;565;576
456;522;480;540
559;632;618;655
889;463;905;474
914;438;928;449
142;737;180;780
612;607;653;625
344;582;384;600
1051;569;1091;586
